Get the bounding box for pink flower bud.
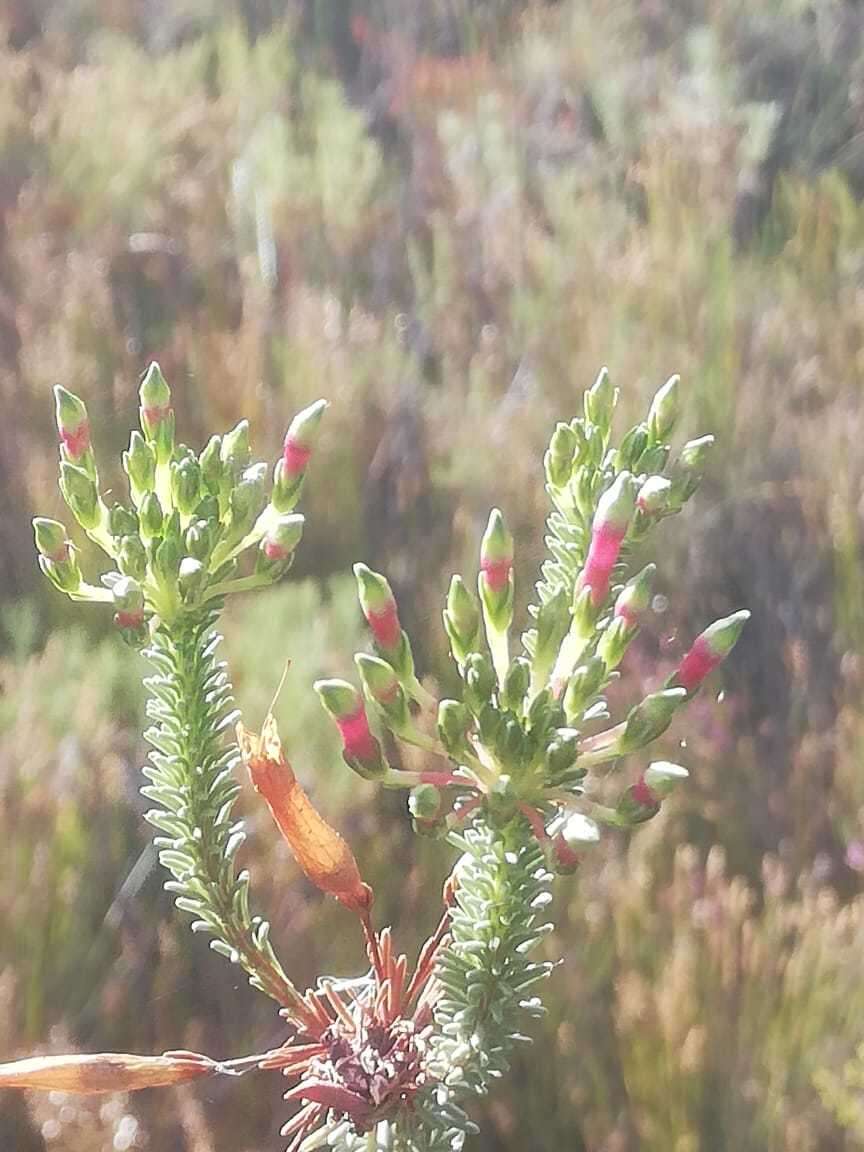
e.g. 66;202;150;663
354;564;402;651
315;679;386;779
479;508;513;592
673;610;750;693
580;473;637;606
54;386;91;461
631;773;658;808
282;399;327;477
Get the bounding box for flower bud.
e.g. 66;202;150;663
671;610;750;694
199;435;223;495
647;374;680;442
671;435;714;502
272;399;328;512
177;557;206;603
544;422;577;488
636;475;673;516
409;783;443;822
620;687;687;754
184;520;212;562
117;534;147;581
563;656;606;721
584;366;616;434
531;586;571;680
478;508;514;632
229;463;268;536
59;462;100;530
643;760;689;799
615;782;660;825
220;420;251;479
153;535;182;586
355;653;409;729
170;456;201;516
443;574;481;665
123;431;156;501
112;575;145;630
614;564;655;628
54;386;92;465
463;652;495;713
315;679;386;780
138;492;163;541
561;811;601;850
33;517;69;563
437;699;472;757
354;564;402;652
108;504;138;538
138;363;174;463
257;514;304;575
596;617;631;671
544;731;580;781
579;472;637;606
501;656;531;714
37;551;81;594
615;423;649;472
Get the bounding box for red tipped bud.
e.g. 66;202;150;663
282;399;327;477
315;679;386;780
354;563;402;651
54;386;91;463
579;473;637;606
672;610;750;694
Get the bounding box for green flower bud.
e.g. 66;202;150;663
616;422;649;472
59;462;100;530
636;475;673;517
544;732;580;782
619;688;687;754
494;715;525;765
122;431;156;502
531;586;571;683
671;435;714;502
38;552;81;595
184;520;212;562
614;564;655;628
443;574;481;665
409;784;443;822
229;463;268;537
153;535;182;586
595;617;631;672
108;504;138;538
256;513;304;577
170;455;201;516
437;699;472;757
138;493;163;542
33;517;69;563
117;534;147;581
501;656;531;714
545;422;577;488
584;366;616;434
647;374;680;442
564;656;606;721
463;652;495;713
177;556;206;603
199;435;223;495
220;420;251;478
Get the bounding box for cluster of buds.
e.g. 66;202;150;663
34;365;326;641
317;369;749;870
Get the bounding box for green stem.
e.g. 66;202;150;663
141;608;308;1017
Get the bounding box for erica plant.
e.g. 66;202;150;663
5;366;748;1150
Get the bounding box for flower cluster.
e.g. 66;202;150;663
318;369;748;873
9;364;750;1152
35;363;326;638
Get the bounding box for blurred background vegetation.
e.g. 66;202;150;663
1;0;864;1148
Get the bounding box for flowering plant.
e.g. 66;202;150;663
6;366;747;1150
